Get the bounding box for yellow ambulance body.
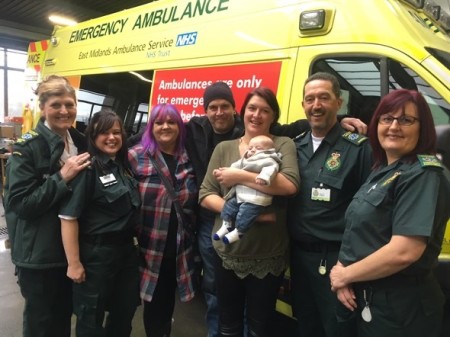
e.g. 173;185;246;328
35;0;450;319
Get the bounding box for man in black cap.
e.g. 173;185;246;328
185;82;243;337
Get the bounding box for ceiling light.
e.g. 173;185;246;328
49;15;77;26
130;72;153;83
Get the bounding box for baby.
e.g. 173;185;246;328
214;135;282;244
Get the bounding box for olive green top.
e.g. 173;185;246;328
199;136;299;278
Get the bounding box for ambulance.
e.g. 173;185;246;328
27;0;450;322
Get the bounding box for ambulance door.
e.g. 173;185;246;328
289;44;450;126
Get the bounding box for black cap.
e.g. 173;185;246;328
203;82;235;111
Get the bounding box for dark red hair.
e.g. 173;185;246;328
368;89;437;168
240;87;280;128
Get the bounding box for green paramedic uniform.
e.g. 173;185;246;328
59;154;141;336
4;120;86;337
339;156;450;337
287;123;372;337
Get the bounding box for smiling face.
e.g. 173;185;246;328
243;95;275;137
152;115;180;154
94;120;123;158
206;98;236;134
302;79;342;137
40;94;77;136
377;101;420;164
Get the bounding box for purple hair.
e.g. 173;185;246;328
141;103;186;157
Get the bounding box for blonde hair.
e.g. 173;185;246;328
34;75;77;108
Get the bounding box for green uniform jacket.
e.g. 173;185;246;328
4;119;86;268
340;156;450;274
288;123;373;242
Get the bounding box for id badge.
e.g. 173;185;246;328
99;173;117;187
311;187;331;202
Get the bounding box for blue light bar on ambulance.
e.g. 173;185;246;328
299;10;325;31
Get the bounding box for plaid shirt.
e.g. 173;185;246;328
128;144;198;302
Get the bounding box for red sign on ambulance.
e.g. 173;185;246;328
151;62;282;121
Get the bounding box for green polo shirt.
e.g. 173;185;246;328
339;157;450;275
288;123;372;242
59;155;140;235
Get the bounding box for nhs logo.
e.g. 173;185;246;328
176;32;198;46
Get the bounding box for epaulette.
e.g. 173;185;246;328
15;130;40;145
417;154;443;169
293;131;307;141
342;131;368;146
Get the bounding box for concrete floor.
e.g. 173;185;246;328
2;204;448;337
0;207;208;337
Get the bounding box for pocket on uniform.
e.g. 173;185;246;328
363;190;386;207
419;280;445;317
384;285;418;327
318;174;344;190
73;286;104;327
17;268;44;296
102;184;129;203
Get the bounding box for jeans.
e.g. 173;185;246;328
198;208;219;337
221;198;266;233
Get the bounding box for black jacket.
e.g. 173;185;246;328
185;115;244;190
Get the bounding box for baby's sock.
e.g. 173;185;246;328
214;221;232;240
223;229;243;244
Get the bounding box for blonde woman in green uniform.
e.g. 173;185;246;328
330;89;450;337
4;75;89;337
59;110;141;336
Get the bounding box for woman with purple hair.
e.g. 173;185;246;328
128;103;198;337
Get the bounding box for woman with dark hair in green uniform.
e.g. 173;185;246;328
59;110;141;337
330;89;450;337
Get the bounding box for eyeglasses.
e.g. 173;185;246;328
378;114;420;126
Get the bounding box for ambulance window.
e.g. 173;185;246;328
338;90;349;115
133;103;148;135
74;71;152;134
77;90;113;124
313;57;450;125
389;62;450;124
